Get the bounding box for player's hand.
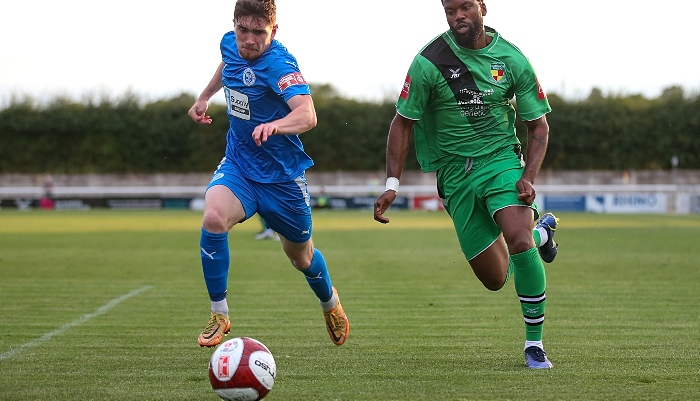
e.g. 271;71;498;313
516;178;536;205
374;190;397;224
188;100;212;124
252;123;278;146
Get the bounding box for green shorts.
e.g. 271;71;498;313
436;145;539;261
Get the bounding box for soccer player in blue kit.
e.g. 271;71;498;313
187;0;349;348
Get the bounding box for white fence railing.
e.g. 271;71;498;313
1;184;699;195
1;184;700;213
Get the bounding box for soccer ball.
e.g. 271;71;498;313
208;337;277;401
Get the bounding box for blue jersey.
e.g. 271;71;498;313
220;31;314;183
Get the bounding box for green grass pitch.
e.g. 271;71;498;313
0;210;698;400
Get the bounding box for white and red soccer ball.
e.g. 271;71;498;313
208;337;276;401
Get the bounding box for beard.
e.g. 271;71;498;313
449;17;484;48
238;47;262;61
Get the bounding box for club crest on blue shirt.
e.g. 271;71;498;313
243;68;256;86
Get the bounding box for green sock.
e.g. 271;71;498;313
512;248;547;341
500;226;544;289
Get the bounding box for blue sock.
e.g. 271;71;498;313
302;249;333;302
200;228;229;302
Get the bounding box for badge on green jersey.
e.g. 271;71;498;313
490;62;508;85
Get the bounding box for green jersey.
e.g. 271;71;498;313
397;27;551;172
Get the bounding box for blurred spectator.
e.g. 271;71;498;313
39;175;55;210
314;190;329;209
255;215;279;241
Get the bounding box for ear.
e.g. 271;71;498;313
270;24;278;40
480;1;487;16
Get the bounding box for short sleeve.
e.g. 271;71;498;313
268;49;311;102
512;58;551;121
396;56;433;121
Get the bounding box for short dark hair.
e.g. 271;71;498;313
441;0;484;5
234;0;276;26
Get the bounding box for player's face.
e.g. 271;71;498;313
442;0;486;48
233;16;277;61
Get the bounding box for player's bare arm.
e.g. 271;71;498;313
252;94;317;146
374;113;415;224
188;62;225;125
516;115;549;205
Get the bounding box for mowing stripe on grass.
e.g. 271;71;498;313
0;285;153;362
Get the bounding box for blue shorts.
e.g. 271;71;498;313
206;157;312;243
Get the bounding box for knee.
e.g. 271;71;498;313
506;236;534;255
285;245;315;271
481;276;506;291
289;251;313;271
202;209;229;233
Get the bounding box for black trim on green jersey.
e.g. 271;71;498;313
420;34;480;122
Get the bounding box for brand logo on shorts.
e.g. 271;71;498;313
243;68;256;86
210;173;224;183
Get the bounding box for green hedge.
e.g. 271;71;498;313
0;85;697;173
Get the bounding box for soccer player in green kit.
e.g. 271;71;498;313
373;0;559;368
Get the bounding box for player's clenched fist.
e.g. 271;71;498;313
188;99;213;124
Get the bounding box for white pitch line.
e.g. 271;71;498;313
0;285;153;362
